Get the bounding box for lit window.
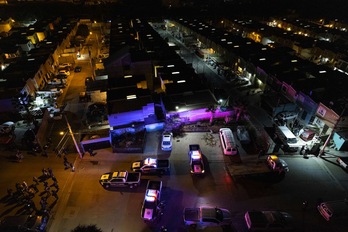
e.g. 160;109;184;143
127;95;137;100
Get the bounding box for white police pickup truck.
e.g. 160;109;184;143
141;180;163;222
99;170;141;189
183;207;232;230
132;157;170;175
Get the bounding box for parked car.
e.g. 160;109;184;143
74;66;82;72
317;200;348;221
183;207;232;229
131;158;170;175
274;111;298;125
85;76;93;86
141;180;163;222
188;144;205;175
58;70;70;76
58;63;71;69
99;170;141;189
161;131;173;151
300;129;316;141
266;154;289;174
244;210;294;231
236;125;251;144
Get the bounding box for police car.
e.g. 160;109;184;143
141;180;163;222
266;155;289;174
99;171;141;189
161;131;173;151
189;145;205;175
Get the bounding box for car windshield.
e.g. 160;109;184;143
163;141;171;145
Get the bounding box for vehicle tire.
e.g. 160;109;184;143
104;184;110;189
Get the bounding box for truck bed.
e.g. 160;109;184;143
184;208;200;221
226;156;271;176
147;180;162;190
189;144;200;151
157;159;170;168
126;172;141;182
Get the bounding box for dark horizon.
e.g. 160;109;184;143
0;0;347;22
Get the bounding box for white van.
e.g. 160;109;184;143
219;128;238;155
317;200;348;221
275;126;300;151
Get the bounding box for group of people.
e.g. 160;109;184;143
7;167;59;216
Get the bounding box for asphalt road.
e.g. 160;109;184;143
2;129;348;232
2;21;348;232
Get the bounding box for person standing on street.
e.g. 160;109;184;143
52;189;59;200
33;176;40;185
48;168;53;178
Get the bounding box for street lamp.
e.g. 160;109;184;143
64;114;83;159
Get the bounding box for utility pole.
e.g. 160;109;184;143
64;114;83;159
319;106;346;157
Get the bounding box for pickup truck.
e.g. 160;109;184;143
226;154;288;177
99;170;141;189
244;210;294;231
188;144;205;175
141;180;163;222
131;157;170;174
183;207;232;229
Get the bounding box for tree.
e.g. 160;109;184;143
71;224;103;232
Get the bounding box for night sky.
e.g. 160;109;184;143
0;0;347;21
